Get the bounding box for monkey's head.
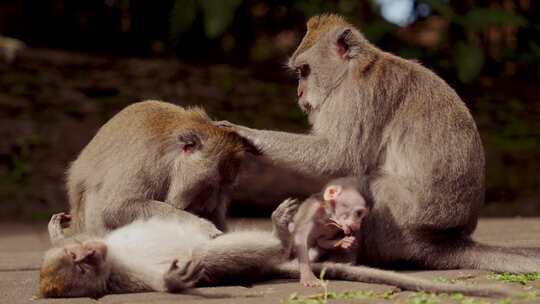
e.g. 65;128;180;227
40;239;110;298
321;177;368;236
166;108;260;214
288;14;369;117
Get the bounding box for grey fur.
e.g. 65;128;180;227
42;205;518;298
220;14;540;273
67;100;256;235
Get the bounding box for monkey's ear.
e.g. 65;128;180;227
240;137;262;156
336;28;359;60
178;132;202;154
323;185;342;201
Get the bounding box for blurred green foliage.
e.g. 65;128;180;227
0;0;539;218
3;0;539;83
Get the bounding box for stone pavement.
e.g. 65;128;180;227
1;218;540;304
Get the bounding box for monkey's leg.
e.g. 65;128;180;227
364;174;540;273
165;199;299;291
102;199;222;237
48;212;71;245
271;198;300;252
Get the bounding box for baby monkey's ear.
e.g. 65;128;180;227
323;185;342;201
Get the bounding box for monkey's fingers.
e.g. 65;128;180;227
169;259;179;271
59;213;72;228
179;260;204;287
214;120;236;129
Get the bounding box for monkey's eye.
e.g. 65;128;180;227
295;64;310;79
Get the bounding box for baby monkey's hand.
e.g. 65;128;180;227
334;235;356;250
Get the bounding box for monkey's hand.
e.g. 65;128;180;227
215;121;255;140
334;236;356;250
271;198;300;250
164;259;205;292
214;120;236;129
48;212;71;245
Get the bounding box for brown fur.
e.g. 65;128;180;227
291;14;350;60
68;100;255;236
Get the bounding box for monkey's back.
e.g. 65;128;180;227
66;100;211;233
372;55;485;231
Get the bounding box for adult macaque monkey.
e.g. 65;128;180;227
220;14;540;272
289;177;368;287
40;208;516;298
68;100;258;235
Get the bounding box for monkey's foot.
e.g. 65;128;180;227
164;259;204;292
300;274;323;287
272;198;300;244
49;212;72;228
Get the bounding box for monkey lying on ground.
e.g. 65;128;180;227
219;14;540;273
40;206;517;298
67;100;258;235
289;177;368;287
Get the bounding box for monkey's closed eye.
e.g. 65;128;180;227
295;64;310;79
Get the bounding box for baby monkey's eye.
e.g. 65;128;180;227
295;64;310;79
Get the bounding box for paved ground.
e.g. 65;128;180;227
1;218;540;304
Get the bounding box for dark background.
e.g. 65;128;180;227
0;0;539;221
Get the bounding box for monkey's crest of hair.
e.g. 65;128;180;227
138;100;253;156
290;14;351;63
39;260;68;298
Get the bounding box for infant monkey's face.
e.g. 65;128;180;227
324;184;368;236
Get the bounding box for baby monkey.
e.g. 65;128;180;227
289;177;368;287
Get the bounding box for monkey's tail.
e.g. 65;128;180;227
434;240;540;274
272;262;518;298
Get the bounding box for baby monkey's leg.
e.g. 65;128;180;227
164;198;300;291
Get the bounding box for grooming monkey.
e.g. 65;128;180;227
67;100;258;235
40;208;517;298
219;14;540;272
289;177;368;287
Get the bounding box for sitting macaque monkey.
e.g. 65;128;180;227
288;177;368;286
40;207;517;299
67;100;258;235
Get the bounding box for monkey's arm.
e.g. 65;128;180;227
48;212;71;245
219;123;344;177
164;198;299;291
102;199;222;237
